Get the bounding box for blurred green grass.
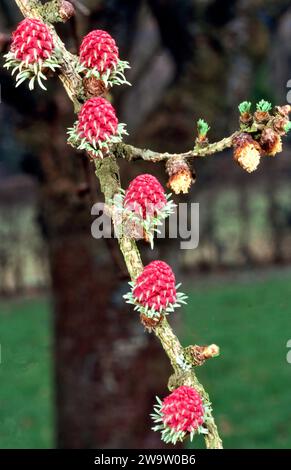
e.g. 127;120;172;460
0;272;291;448
184;272;291;449
0;297;53;448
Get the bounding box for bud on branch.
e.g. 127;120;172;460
185;344;220;367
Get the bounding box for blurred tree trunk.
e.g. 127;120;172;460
49;229;170;448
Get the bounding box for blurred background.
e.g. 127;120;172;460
0;0;291;449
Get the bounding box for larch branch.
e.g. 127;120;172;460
12;0;224;448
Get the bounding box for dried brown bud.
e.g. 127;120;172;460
140;313;163;330
196;135;209;147
254;110;270;124
275;105;291;117
83;76;107;98
59;1;75;22
260;128;282;157
185;344;220;366
273;117;289;136
240;112;253;126
166;156;195;194
233;133;262;173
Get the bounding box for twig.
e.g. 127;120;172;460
112;134;236;163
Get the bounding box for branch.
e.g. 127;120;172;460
94;156;223;449
13;0;277;449
112;134;236;163
112;111;287;163
15;0;70;23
